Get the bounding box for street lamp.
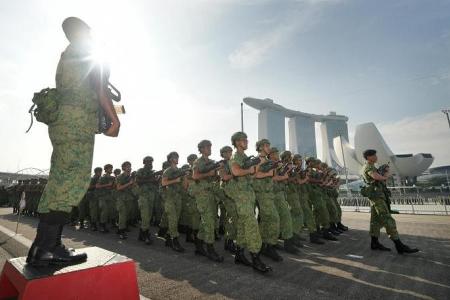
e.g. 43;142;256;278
443;109;450;129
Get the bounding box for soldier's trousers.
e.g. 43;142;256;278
78;194;90;221
98;193;112;224
334;196;342;222
286;190;304;236
164;188;182;238
117;194;132;230
299;191;316;232
184;193;200;231
179;194;190;227
38;128;95;213
309;188;330;229
255;191;280;245
325;193;339;223
195;189;217;244
273;191;293;240
153;193;163;225
226;181;262;253
369;197;399;240
217;188;237;240
89;195;99;224
138;191;156;231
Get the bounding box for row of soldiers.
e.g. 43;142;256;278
69;131;348;274
6;178;48;215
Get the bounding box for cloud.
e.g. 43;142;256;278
228;0;342;69
377;111;450;167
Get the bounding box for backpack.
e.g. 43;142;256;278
26;88;59;133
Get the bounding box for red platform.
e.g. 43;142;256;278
0;247;140;300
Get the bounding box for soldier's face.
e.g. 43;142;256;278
171;157;179;165
123;165;132;173
144;162;153;169
236;138;248;150
269;152;278;161
202;145;212;156
262;144;271;155
367;155;378;163
105;168;113;175
223;151;232;160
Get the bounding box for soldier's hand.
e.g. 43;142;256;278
104;121;121;137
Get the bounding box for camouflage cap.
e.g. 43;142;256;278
231;131;247;146
269;147;279;154
220;146;233;155
167;151;179;161
104;164;113;170
94;167;102;173
255;139;270;151
143;156;154;163
113;168;121;175
187;154;198;162
62;17;90;40
121;161;131;169
293;154;302;161
198;140;212;151
280;150;292;161
305;157;315;164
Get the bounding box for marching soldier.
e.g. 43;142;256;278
88;167;102;231
96;164;115;233
116;162;135;240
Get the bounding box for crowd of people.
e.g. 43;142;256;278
12;132;349;273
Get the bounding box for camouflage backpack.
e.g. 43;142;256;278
26;88;59;133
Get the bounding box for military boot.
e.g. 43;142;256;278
224;239;237;254
284;238;300;255
166;237;185;253
144;230;153;245
185;227;195;243
250;252;273;273
371;236;391;251
194;236;207;256
99;223;109;233
234;246;252;267
337;222;349;231
90;222;98;232
138;228;145;241
78;219;86;229
118;229;127;240
292;234;304;248
206;244;224;262
157;227;168;237
322;229;338;241
393;239;419;254
261;243;283;262
310;232;325;244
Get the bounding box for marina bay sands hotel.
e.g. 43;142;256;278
243;97;349;165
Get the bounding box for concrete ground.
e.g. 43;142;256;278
0;208;449;300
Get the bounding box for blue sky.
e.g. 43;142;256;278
0;0;449;174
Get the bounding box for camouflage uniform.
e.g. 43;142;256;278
273;175;293;240
308;168;330;230
298;183;316;233
116;173;134;230
286;177;304;236
88;175;100;226
38;43;98;214
219;163;238;241
362;163;399;239
136;166;159;231
226;152;262;253
97;174;115;224
162;166;184;238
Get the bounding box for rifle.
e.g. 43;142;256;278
377;163;390;176
259;159;281;173
242;155;261;169
198;160;224;174
167;169;190;180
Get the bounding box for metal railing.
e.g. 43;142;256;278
338;196;450;215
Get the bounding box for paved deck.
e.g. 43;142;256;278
1;208;449;300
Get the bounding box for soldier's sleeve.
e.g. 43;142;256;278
162;168;171;179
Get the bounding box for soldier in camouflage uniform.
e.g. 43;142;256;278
88;167;102;231
111;168;122;228
116;162;135;240
253;139;283;262
362;149;418;254
191;140;224;262
27;17;120;267
136;156;159;245
183;154;200;243
318;163;341;236
161;152;186;252
96;164;115;233
218;146;238;254
227;132;272;273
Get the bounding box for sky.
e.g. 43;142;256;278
0;0;449;174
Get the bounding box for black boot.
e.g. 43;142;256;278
224;239;237;254
99;223;109;233
292;234;304;248
337;222;349;231
166;237;185;252
158;227;168;237
393;239;419;254
79;219;85;229
284;238;300;255
185;227;195;243
234;246;252;267
138;228;145;241
250;252;272;273
144;230;153;245
215;229;221;241
261;244;283;262
322;229;338;241
194;236;207;256
90;222;98;232
118;229;127;240
371;236;391;251
310;232;325;245
206;244;224;262
218;225;225;236
329;223;341;236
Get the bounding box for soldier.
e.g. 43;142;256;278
27;17;120;267
111;168;122;228
161;152;185;252
269;148;301;254
218;146;238;254
116;162;135;240
227;132;272;273
362;149;418;254
184;154;200;243
136;156;159;245
318;163;341;236
96;164;115;233
253;139;282;262
88;167;102;231
191;140;224;262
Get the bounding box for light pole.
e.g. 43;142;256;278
338;132;351;196
240;102;244;132
443;109;450;129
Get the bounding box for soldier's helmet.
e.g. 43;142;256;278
187;154;198;163
220;146;233;157
280;150;292;162
305;157;315;165
114;168;121;176
62;17;90;41
231;132;247;146
104;164;113;170
255;139;270;151
143;156;154;164
198;140;212;151
293;154;302;162
167;151;179;161
270;147;279;154
94;167;102;173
